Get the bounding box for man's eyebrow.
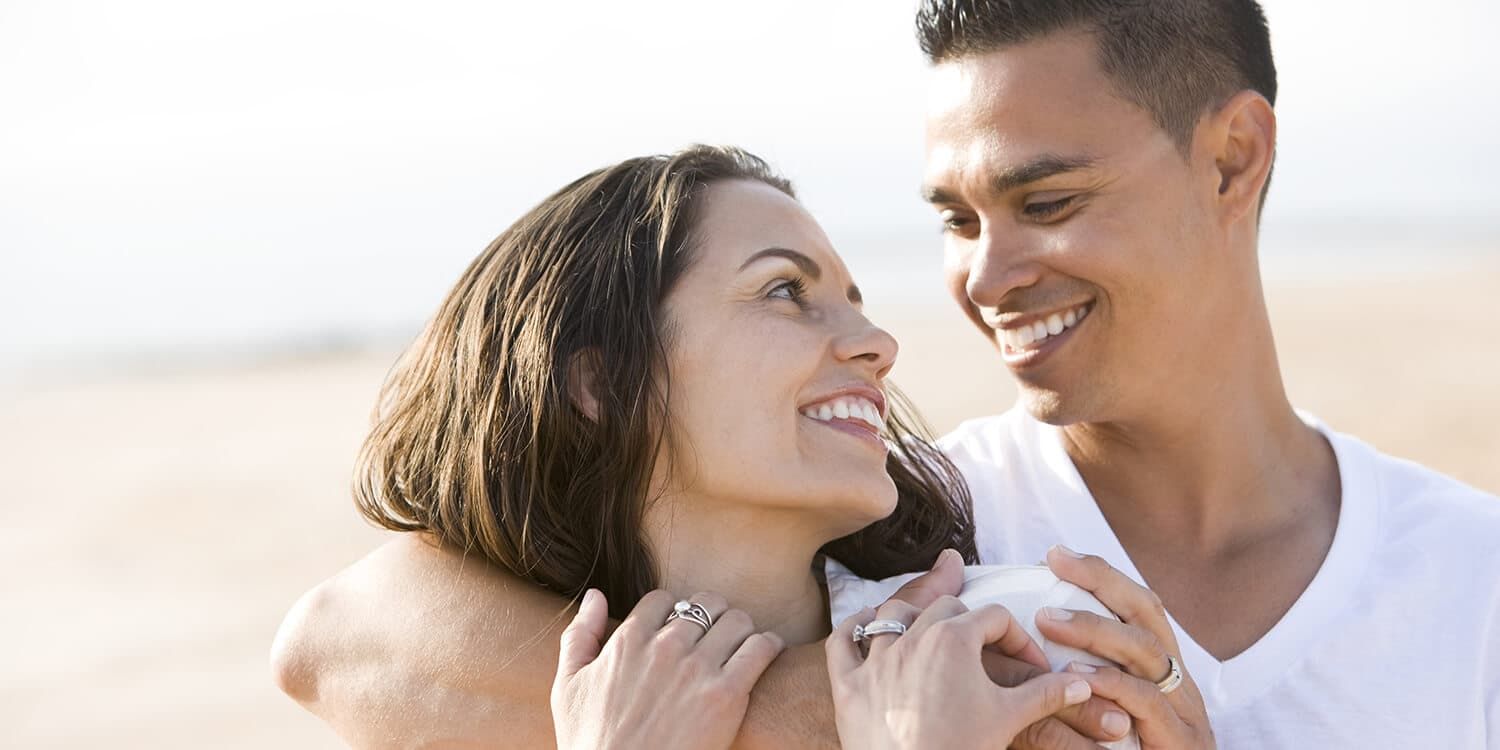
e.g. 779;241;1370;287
738;247;821;281
921;154;1098;204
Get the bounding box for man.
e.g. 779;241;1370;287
273;1;1500;747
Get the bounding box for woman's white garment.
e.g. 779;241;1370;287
825;560;1142;750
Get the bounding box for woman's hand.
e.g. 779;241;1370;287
1039;545;1217;749
826;596;1094;750
551;588;785;750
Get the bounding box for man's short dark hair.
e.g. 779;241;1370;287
915;0;1278;150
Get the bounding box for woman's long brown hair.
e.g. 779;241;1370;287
355;145;976;617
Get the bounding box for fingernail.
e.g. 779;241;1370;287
1102;711;1131;738
936;548;959;570
1040;607;1074;622
582;588;601;606
1052;544;1085;559
1065;661;1097;673
766;632;786;650
1064;680;1092;705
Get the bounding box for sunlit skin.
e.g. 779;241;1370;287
638;178;901;646
923;32;1339;661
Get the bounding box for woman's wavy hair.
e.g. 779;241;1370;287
355;145;976;617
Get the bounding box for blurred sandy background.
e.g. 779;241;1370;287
4;262;1498;749
5;0;1498;747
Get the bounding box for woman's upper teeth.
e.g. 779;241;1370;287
801;396;885;432
1002;304;1090;351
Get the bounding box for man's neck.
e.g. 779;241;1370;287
1054;296;1343;659
645;500;831;646
1059;299;1339;554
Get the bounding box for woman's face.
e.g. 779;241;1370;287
654;179;900;537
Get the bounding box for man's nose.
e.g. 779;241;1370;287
963;228;1044;308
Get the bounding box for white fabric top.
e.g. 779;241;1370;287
825;562;1141;750
897;406;1500;749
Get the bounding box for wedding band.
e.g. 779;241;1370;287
852;619;907;643
664;600;714;634
1154;655;1184;694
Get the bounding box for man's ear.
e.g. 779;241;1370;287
566;348;604;423
1206;89;1277;223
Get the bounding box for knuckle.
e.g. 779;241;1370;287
718;608;753;632
1019;717;1066;748
692;591;728;611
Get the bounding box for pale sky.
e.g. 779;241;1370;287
3;0;1497;372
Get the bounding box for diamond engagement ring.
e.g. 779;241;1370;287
1155;654;1184;694
852;619;908;643
664;600;714;634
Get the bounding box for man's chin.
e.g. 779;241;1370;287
1019;387;1087;427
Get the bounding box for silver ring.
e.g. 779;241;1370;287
664;600;714;634
1155;655;1184;694
852;619;907;643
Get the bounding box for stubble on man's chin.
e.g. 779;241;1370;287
1018;384;1099;428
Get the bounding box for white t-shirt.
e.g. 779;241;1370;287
914;406;1500;749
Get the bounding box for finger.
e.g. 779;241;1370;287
979;650;1133;744
1050;695;1135;743
1011;716;1108;750
696;607;755;666
886;548;964;609
1045;545;1181;654
947;604;1048;671
903;594;968;640
1067;664;1191;743
996;672;1094;736
979;648;1046;686
658;591;728;645
556;589;608;679
620;589;679;642
867;599;922;659
722;631;786;692
828;607;876;677
1035;607;1172;684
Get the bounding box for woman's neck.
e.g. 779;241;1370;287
644;499;833;646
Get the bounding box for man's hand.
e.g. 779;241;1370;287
1038;545;1215;749
882;550;1136;749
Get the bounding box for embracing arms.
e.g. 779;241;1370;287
270;534;841;749
270;534;1163;749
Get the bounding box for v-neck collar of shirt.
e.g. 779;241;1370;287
1029;411;1383;714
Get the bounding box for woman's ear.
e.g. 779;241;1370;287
567;348;604;422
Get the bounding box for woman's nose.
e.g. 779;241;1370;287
832;315;899;379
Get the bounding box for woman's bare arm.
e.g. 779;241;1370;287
269;533;842;749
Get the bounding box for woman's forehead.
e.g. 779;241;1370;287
693;180;848;277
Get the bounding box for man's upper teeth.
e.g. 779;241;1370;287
802;396;885;432
1003;304;1090;351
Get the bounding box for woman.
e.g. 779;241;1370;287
338;145;1211;748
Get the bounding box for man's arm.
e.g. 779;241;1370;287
269;533;842;749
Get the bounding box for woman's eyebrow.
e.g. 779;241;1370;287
738;247;821;280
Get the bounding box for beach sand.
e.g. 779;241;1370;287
4;265;1497;748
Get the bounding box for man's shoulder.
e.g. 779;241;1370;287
1331;427;1500;546
938;406;1035;465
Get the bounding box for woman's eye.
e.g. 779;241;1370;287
768;278;807;302
1023;196;1076;220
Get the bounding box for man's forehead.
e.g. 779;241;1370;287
921;41;1153;196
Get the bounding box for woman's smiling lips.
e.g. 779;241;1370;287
799;386;888;450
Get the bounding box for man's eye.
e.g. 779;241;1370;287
940;213;976;234
1023;196;1076;219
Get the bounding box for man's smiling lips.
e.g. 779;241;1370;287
992;302;1094;367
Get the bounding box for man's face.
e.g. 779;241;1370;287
923;32;1226;425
